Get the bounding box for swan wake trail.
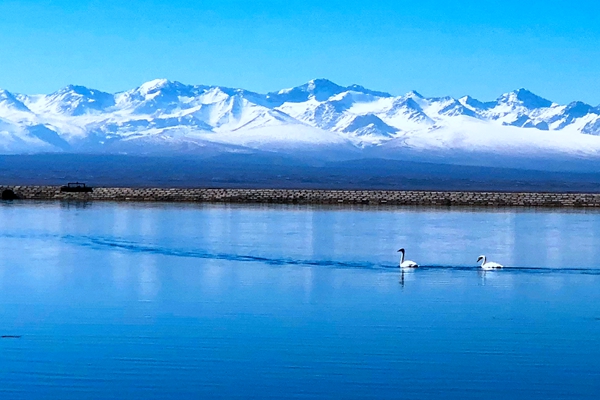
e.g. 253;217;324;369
1;232;600;275
67;235;391;270
65;234;600;275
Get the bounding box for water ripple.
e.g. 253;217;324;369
66;234;600;275
2;232;600;275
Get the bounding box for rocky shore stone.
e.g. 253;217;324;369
0;185;599;207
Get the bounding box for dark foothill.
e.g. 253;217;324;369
1;189;19;200
1;335;21;339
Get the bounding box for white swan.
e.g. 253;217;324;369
477;255;503;270
398;248;419;269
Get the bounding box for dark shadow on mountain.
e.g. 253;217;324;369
26;125;71;151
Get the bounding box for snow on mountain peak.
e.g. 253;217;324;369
136;79;188;96
564;101;596;117
25;85;116;116
497;88;553;109
459;95;493;111
0;89;30;112
342;114;398;137
269;78;346;103
346;85;392;98
269;79;391;105
115;80;203;115
405;90;425;99
0;78;599;159
307;78;339;91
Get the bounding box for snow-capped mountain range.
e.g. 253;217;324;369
2;78;600;164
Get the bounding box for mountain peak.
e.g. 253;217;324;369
346;84;392;98
343;114;398;137
135;79;194;97
62;84;88;91
271;79;392;104
405;90;424;99
497;88;553;109
459;95;494;110
1;79;599;155
41;84;116;116
563;101;596;118
56;84;107;97
0;88;16;99
270;79;345;103
0;88;30;112
307;78;337;87
303;79;345;100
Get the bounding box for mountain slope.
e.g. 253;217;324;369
0;79;599;168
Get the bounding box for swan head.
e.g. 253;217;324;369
477;255;485;263
397;248;405;253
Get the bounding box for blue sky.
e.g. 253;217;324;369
0;0;599;104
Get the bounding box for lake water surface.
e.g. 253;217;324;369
1;201;599;399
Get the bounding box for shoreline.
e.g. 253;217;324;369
3;185;600;207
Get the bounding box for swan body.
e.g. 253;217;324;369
477;255;503;270
398;248;419;269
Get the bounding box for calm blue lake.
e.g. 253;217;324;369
1;201;599;399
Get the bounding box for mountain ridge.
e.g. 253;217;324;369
1;79;600;168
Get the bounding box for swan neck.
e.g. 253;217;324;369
399;250;405;265
481;256;486;266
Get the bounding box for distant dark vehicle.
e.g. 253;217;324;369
60;182;93;193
